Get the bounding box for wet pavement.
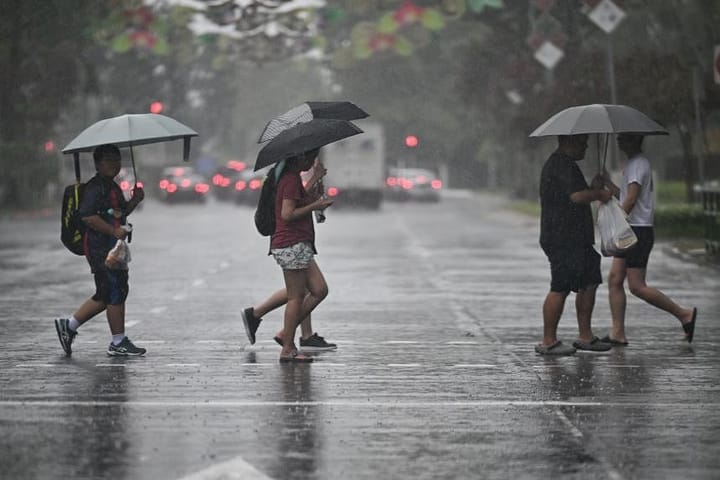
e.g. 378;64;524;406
1;192;719;479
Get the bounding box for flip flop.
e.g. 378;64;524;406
600;335;629;346
682;307;697;343
279;351;313;363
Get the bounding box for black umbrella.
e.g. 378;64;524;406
254;118;363;171
258;101;368;143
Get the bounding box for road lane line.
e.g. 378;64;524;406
452;364;497;368
387;363;422;367
2;400;717;408
177;455;272;480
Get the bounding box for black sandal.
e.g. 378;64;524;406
682;308;697;343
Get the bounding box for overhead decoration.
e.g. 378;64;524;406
98;6;169;55
182;0;325;63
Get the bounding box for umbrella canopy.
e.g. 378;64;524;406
254;118;363;171
258;101;368;143
63;113;198;155
529;104;668;137
62;113;198;183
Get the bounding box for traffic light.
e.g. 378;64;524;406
149;100;164;114
405;135;418;148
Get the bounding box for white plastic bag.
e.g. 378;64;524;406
597;198;638;257
105;239;131;270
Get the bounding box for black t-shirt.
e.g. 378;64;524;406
539;152;594;248
78;174;128;272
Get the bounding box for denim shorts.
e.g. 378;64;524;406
271;242;315;270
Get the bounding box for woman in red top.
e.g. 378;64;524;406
271;149;334;362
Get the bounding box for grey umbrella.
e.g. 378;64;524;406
258;101;368;143
62;113;198;183
529;104;668;137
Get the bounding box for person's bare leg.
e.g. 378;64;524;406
254;289;287;318
576;284;598;343
254;288;314;341
280;269;309;359
607;258;629;342
297;259;328;339
626;268;694;324
106;303;125;335
542;291;568;346
73;297;106;326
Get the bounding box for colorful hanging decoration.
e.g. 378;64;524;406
101;6;169;55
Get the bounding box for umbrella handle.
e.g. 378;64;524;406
73;153;81;183
129;145;139;187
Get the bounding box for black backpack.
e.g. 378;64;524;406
61;182;86;255
254;166;277;236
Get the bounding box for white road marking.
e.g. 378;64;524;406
95;364;126;367
1;400;716;408
14;364;58;368
445;341;479;345
452;364;497;368
192;279;205;287
150;306;168;314
383;341;420;344
166;363;201;367
177;455;272;480
387;363;422;367
125;320;139;328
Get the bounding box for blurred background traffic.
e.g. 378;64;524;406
1;1;719;234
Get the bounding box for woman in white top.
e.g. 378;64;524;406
601;134;697;345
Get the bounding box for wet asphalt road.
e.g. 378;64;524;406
1;192;719;480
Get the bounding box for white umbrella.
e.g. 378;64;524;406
62;113;198;182
529;104;668;137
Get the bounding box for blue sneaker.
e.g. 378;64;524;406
107;337;146;356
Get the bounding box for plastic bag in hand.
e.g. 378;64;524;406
597;198;638;257
105;239;131;270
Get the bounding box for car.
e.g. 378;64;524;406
157;166;210;203
211;160;248;202
385;167;442;202
234;168;266;206
115;168;144;210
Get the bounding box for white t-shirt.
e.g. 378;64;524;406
620;154;654;226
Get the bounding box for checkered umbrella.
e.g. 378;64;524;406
258;101;368;143
254;118;363;171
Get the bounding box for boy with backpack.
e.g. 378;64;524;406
54;144;146;356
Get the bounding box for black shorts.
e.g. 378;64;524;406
542;244;602;293
92;269;129;305
614;226;654;269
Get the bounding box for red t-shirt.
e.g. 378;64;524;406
270;171;315;250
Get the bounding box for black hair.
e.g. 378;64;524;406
93;144;121;163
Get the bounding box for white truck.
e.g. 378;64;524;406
320;121;385;209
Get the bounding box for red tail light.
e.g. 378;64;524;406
327;187;339;197
386;177;397;187
235;180;247;191
249;179;262;190
181;178;191;188
431;179;442;190
120;180;130;191
137;181;144;189
159;179;169;190
195;183;210;194
166;183;178;193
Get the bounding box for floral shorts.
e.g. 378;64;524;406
271;242;314;270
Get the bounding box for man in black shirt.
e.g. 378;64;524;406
537;134;612;355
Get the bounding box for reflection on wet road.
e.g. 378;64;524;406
1;192;719;479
